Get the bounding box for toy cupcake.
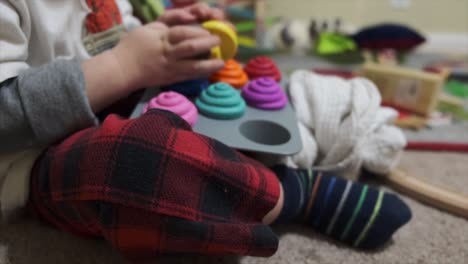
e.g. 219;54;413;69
143;91;198;126
210;59;248;89
244;56;282;81
242;77;287;110
196;82;246;120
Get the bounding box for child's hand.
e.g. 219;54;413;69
81;3;227;113
158;2;225;26
111;22;224;90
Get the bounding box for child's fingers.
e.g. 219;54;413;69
158;9;196;26
187;2;225;21
168;36;220;59
171;59;224;79
146;21;169;32
187;2;210;21
211;8;226;21
168;26;210;44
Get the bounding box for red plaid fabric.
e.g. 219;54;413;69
29;110;280;262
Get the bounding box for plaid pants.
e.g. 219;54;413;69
29;110;280;262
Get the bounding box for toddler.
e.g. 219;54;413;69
0;0;411;262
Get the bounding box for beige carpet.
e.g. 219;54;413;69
0;151;467;264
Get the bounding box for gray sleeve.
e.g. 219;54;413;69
0;58;98;153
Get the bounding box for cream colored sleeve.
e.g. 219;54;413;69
0;0;31;83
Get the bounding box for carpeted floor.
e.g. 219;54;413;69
0;151;467;264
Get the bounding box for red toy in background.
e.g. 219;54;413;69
85;0;123;33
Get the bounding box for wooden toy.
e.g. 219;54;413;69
362;63;445;116
385;169;468;219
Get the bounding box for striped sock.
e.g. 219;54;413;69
271;165;411;249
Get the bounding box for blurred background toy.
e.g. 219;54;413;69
352;23;426;51
266;19;312;55
129;0;165;23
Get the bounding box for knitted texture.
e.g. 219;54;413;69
286;70;407;180
272;165;411;249
29;110;281;261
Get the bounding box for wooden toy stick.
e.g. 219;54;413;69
384;168;468;219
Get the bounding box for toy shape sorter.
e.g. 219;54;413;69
130;21;302;155
131;79;301;155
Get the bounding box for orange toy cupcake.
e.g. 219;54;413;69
210;59;248;89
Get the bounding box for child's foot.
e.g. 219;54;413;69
271;165;411;249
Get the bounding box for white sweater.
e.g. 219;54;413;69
0;0;140;220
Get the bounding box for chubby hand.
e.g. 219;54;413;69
111;22;224;90
158;2;225;25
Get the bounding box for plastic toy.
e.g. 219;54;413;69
202;20;238;61
129;0;165;23
143;91;198;126
445;80;468;98
130;79;302;155
242;77;287;110
244;56;282;81
315;32;357;55
130;23;301;155
210;59;248;89
195;82;246;120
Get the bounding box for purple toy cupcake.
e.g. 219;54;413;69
241;77;287;110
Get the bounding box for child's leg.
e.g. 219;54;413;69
28;110;281;261
270;165;412;249
263;185;284;224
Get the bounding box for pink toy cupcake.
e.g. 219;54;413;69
143;91;198;126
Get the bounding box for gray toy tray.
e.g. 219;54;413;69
130;81;302;156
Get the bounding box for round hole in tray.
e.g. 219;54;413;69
239;120;291;145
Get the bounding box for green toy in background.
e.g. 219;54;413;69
315;32;356;55
437;80;468;121
130;0;165;23
445;80;468;98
